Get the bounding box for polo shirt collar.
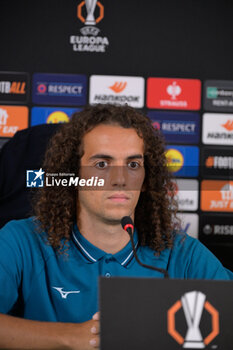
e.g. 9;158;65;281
72;224;139;267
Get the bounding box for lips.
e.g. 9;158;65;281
108;193;129;202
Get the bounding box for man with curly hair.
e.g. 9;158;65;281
0;104;231;349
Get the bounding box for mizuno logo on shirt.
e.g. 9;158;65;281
52;287;80;299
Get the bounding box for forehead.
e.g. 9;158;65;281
82;124;144;156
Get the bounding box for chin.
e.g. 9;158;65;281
103;209;132;222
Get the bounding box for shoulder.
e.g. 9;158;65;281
0;217;53;260
170;231;231;280
139;231;231;280
1;216;42;241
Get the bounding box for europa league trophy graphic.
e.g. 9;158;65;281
84;0;97;25
181;291;206;348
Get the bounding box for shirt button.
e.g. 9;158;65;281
105;272;111;277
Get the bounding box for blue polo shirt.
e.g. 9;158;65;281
0;217;231;322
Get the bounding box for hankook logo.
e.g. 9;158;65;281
89;75;145;108
109;82;127;93
202;113;233;145
222;120;233;131
168;291;219;348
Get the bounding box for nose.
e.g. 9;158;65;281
110;166;127;188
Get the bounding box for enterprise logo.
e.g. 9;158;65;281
0;106;28;137
202;113;233;145
89;75;145;108
0;72;29;103
32;73;87;106
0;81;25;94
204;80;233;112
200;214;233;242
147;78;201;110
148;112;200;144
201;180;233;212
36;83;83;96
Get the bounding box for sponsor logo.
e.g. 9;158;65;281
171;179;198;211
202;113;233;145
109;82;127;93
147;78;201;110
46;111;70;124
166;149;184;173
203;224;233;236
89;75;145;108
205;156;233;170
204;80;233;112
0;106;28;137
32;73;87;106
200;214;233;243
166;81;182;99
202;147;233;178
0;72;29;103
0;81;25;94
222;119;233;131
31;107;81;126
177;213;199;239
148;111;200;144
69;0;109;53
168;291;219;348
52;287;80;299
165;146;199;177
201;180;233;212
26;169;45;188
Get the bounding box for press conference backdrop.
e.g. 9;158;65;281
0;0;232;269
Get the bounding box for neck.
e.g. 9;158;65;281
77;213;130;254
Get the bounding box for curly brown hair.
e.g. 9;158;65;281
33;104;179;253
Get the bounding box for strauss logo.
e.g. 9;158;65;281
166;81;182;100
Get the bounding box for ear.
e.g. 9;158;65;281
141;182;146;192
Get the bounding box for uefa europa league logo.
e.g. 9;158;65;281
85;0;97;25
168;290;219;349
181;291;206;348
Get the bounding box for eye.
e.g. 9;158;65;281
95;161;108;169
128;161;140;169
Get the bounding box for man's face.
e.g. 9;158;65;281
77;124;145;225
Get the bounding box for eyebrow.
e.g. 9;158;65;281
89;154;144;161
